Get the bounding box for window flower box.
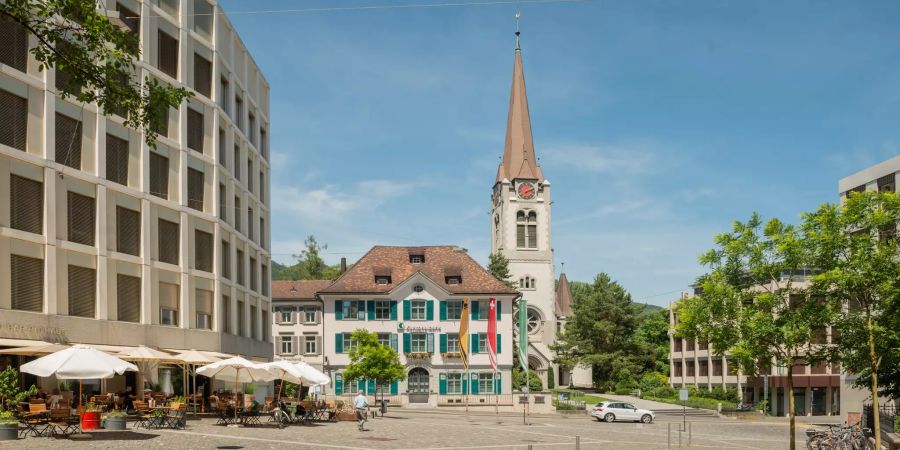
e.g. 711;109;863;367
406;352;431;359
442;352;461;358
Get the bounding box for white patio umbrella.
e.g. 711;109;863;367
174;350;219;415
195;356;271;419
20;344;138;417
293;361;330;386
258;361;320;401
0;343;70;355
117;346;179;401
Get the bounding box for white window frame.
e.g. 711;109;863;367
280;335;293;355
477;302;489;320
410;300;427;321
374;300;391;320
304;308;317;323
478;373;494;393
343;333;357;353
446;333;459;353
304;335;317;354
447;301;462;320
377;333;391;347
411;333;427;353
447;373;463;394
342;301;364;320
478;332;488;353
279;307;294;324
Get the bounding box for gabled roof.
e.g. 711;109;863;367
271;280;333;301
318;246;520;296
496;48;544;184
555;273;574;317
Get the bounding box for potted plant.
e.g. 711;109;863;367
243;384;256;407
0;366;38;441
81;404;104;431
0;411;17;441
102;410;127;430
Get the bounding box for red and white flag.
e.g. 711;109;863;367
487;297;498;373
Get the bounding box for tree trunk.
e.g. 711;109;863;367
787;363;795;450
867;314;881;450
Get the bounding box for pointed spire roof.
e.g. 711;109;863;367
496;38;543;184
555;273;574;317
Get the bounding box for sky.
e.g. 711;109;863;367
219;0;900;306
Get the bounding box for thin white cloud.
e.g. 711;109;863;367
272;179;414;224
543;141;659;175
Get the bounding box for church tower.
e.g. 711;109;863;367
490;21;559;388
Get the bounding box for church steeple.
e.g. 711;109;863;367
496;13;543;184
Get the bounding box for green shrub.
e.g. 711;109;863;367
894;415;899;434
650;386;676;398
614;387;633;395
244;384;256;395
0;411;16;424
639;372;668;391
547;369;555;390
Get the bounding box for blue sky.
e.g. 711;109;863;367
220;0;900;306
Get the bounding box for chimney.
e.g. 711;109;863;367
340;257;347;274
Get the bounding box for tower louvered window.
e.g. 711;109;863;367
117;273;141;322
10;175;42;234
0;16;28;72
149;152;169;199
187;167;204;210
221;240;230;279
106;133;129;185
187;108;204;152
116;206;140;256
0;89;27;150
11;254;43;312
195;229;213;272
67;191;95;246
158;219;179;264
248;112;256;146
193;53;211;98
68;265;95;318
55;113;82;169
516;210;537;249
157;30;178;79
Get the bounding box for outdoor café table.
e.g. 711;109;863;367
240;408;263;427
148;407;170;428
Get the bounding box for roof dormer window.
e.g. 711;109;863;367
409;254;424;264
375;276;392;285
445;276;462;285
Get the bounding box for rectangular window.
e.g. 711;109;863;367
447;373;463;394
476;301;489;320
278;307;293;324
218;128;226;166
54;43;80;96
280;335;293;355
154;0;179;16
249;257;257;291
250;305;257;339
194;229;212;272
159;281;179;326
674;339;683;352
377;333;391;347
478;373;494;393
187;108;204;152
116;273;141;322
477;333;488;353
106;134;129;185
236;249;244;285
687;362;695;377
233;195;240;232
195;288;213;330
0;16;29;72
260;218;266;248
411;333;427;353
157;29;178;79
0;89;28;150
248;112;256;146
219;183;226;220
222;295;230;333
233;146;240;180
67;191;95;246
193;53;211;97
247;159;253;193
149;152;169;199
342;333;358;353
235;96;243;130
219;77;229;114
259;172;265;203
713;360;723;376
151;105;169;137
447;301;462;320
187;167;204;210
248;207;254;240
304;308;317;323
699;360;709;377
67;265;95;318
11;255;43;312
374;300;391;320
10;175;43;234
446;333;459;353
237;300;244;336
411;300;427;320
260;128;268;159
261;264;269;296
116;206;140;256
115;2;140;35
305;335;317;354
221;240;230;279
674;363;683;377
157;219;179;264
55;113;82;169
342;301;364;320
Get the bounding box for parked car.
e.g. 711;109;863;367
590;401;655;423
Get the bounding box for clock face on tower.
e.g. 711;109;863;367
517;182;536;200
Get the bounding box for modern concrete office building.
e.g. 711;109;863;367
0;0;272;392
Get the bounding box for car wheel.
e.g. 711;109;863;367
604;413;615;423
641;414;652;424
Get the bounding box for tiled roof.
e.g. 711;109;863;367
318;246;520;295
271;280;333;300
555;273;574;317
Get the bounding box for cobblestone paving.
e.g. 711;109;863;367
0;410;813;449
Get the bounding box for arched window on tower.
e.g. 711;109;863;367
519;276;535;290
517;210;538;249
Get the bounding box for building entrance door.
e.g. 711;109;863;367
408;368;429;403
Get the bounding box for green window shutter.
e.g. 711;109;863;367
426;300;434;320
495;372;501;394
367;379;376;394
471;373;479;394
390;333;398;351
403;300;411;320
439;300;447;321
335;300;343;320
335;333;344;353
497;334;502;353
496;300;501;320
357;379;365;393
390;300;398;320
471;333;479;354
471;301;480;320
462;375;468;394
335;374;343;395
403;332;411;353
367;300;375;320
439;373;447;395
390;379;398;395
439;334;447;353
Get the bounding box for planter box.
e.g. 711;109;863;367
104;416;127;430
336;411;357;421
81;411;101;430
0;423;17;441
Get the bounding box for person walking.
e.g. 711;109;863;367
353;390;369;431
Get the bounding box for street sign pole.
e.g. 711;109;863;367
679;389;689;431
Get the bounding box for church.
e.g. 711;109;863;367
490;26;593;389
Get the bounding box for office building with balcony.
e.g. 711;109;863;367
0;0;272;393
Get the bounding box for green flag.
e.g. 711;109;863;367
518;299;528;373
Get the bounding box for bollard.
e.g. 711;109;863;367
667;423;671;449
688;422;692;447
527;446;533;450
575;435;580;450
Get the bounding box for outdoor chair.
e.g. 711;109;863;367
241;405;263;427
164;405;187;429
132;401;154;429
45;408;78;438
19;408;49;438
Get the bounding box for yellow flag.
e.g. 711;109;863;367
458;297;470;370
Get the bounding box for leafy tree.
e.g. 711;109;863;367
487;253;515;288
0;366;38;412
1;0;191;147
343;329;406;402
551;273;655;390
676;213;835;450
291;236;328;280
635;308;671;374
802;191;900;449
